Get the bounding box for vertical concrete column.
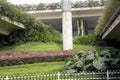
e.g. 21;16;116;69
77;19;80;36
81;20;85;36
61;0;73;50
62;12;73;50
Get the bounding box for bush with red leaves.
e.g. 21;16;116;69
0;50;76;66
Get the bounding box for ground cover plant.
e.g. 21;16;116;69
64;47;120;73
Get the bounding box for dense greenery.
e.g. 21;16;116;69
73;34;101;46
0;0;61;45
64;47;120;73
95;0;120;35
0;61;64;76
16;0;106;11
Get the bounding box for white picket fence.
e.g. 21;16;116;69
0;70;120;80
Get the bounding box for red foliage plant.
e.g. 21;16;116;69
0;50;76;66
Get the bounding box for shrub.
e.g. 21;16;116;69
64;51;95;73
46;3;60;10
0;50;76;66
36;3;46;10
64;48;120;73
93;47;120;70
73;34;101;46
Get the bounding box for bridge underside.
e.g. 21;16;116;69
0;15;24;35
28;7;104;36
102;15;120;41
41;16;99;36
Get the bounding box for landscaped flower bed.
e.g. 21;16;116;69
0;50;77;66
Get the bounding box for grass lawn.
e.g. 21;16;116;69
0;42;62;51
0;42;97;51
0;61;64;76
74;44;96;51
0;43;97;76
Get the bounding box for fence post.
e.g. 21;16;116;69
5;76;9;80
107;70;109;80
57;72;60;80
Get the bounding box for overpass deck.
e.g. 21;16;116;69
27;7;104;36
101;8;120;41
27;6;104;20
0;15;24;35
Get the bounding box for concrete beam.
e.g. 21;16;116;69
27;6;104;14
0;15;25;35
0;29;10;35
1;16;25;29
102;15;120;39
27;7;104;20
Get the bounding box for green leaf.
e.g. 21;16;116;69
85;53;95;60
74;60;84;68
93;57;106;70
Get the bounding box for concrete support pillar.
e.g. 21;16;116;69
62;12;73;50
77;19;80;36
81;20;85;36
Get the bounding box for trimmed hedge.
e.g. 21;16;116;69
0;50;76;66
0;0;61;45
73;34;101;46
95;0;120;35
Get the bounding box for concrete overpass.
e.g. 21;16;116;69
101;8;120;41
0;15;24;35
27;6;104;36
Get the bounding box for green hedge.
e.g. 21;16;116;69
0;0;61;44
95;0;120;35
73;34;101;46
